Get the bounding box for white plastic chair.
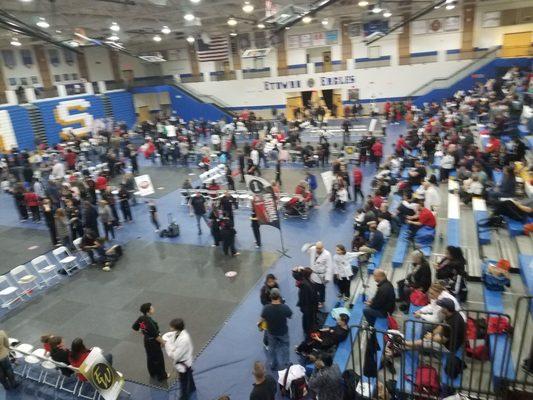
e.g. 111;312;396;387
0;276;22;309
30;255;60;287
42;359;62;388
73;238;91;266
52;246;80;275
25;348;47;381
10;265;40;297
12;343;34;376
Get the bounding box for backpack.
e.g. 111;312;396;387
410;290;429;306
280;364;308;400
482;271;510;291
160;213;180;238
411;365;440;398
465;318;489;361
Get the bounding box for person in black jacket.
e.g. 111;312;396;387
397;250;432;312
363;269;395;326
294;267;319;339
260;274;279;306
219;218;240;256
48;336;73;377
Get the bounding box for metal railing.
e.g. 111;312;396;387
343;305;531;399
407;46;501;98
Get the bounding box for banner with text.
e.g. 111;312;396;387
79;349;124;400
245;175;280;229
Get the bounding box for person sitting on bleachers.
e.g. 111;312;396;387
392;191;417;229
295;313;350;360
440;151;455;183
492;198;533;222
69;338;113;382
397;250;432;312
488;165;516;204
434;246;468;301
406;298;465;354
406;198;436;235
459;175;484;205
414;283;465;325
415;176;441;211
358;223;385;255
408;160;427;186
363;269;396;326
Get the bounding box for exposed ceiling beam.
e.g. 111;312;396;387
0;9;82;53
366;0;447;44
95;0;136;4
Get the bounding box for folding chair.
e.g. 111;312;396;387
25;348;47;382
0;276;22;309
12;343;34;377
42;359;62;388
10;265;41;298
73;238;91;266
78;380;99;400
31;255;60;287
52;246;80;275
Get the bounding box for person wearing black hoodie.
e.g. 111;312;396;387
294;267;319;339
397;250;432;311
363;269;395;326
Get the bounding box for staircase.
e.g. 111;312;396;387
409;47;501;105
99;94;114;119
24;104;47;145
172;81;235;117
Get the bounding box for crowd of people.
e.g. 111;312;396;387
0;64;530;399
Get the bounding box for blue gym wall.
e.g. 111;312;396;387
130;85;232;122
106;91;137;129
413;57;532;106
0;105;35;151
34;94;106;145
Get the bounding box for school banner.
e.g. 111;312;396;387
244;175;280;229
78;349;124;400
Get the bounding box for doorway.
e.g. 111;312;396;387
137;106;151;123
502;31;532;57
286;95;303;120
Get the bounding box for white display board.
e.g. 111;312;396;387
134;174;155;196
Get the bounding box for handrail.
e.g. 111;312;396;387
407;46;500;98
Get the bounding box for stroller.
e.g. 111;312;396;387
283;197;309;219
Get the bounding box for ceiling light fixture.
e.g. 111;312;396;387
230;32;238;36
10;38;21;46
242;1;254;13
383;10;392;17
184;13;195;21
107;34;119;41
153;34;162;42
36;17;50;28
321;18;328;26
358;0;368;6
69;41;80;47
19;0;33;2
55;29;62;33
190;0;201;3
161;26;171;34
227;17;237;26
110;21;120;31
302;15;312;23
257;23;265;29
372;4;382;13
186;35;195;43
445;2;455;9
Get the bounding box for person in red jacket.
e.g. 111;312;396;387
68;338;91;381
24;189;40;222
371;140;383;166
95;174;108;191
64;149;77;171
352;167;364;203
395;135;408;156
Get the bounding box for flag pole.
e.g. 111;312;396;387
277;218;290;258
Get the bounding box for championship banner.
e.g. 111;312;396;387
244;175;280;229
78;349;124;400
134;174;155;196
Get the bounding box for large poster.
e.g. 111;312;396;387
245;175;280;229
134;174;155;196
78;349;125;400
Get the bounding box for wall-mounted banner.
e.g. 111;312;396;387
244;175;280;229
263;74;356;91
78;349;125;400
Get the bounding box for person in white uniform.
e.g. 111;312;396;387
163;318;196;400
303;241;333;308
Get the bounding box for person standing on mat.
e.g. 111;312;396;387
132;303;168;382
303;241;333;309
148;201;160;232
189;191;209;235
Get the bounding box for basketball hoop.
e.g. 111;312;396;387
242;48;271;59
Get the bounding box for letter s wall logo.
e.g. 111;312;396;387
54;99;94;138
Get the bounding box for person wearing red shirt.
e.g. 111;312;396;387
64;149;77;171
352;167;364;203
371;140;383;166
69;338;113;382
486;135;501;153
384;101;391;119
406;199;436;235
23;190;40;222
395;135;407;156
95;174;107;191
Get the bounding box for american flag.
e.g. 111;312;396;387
197;35;229;62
